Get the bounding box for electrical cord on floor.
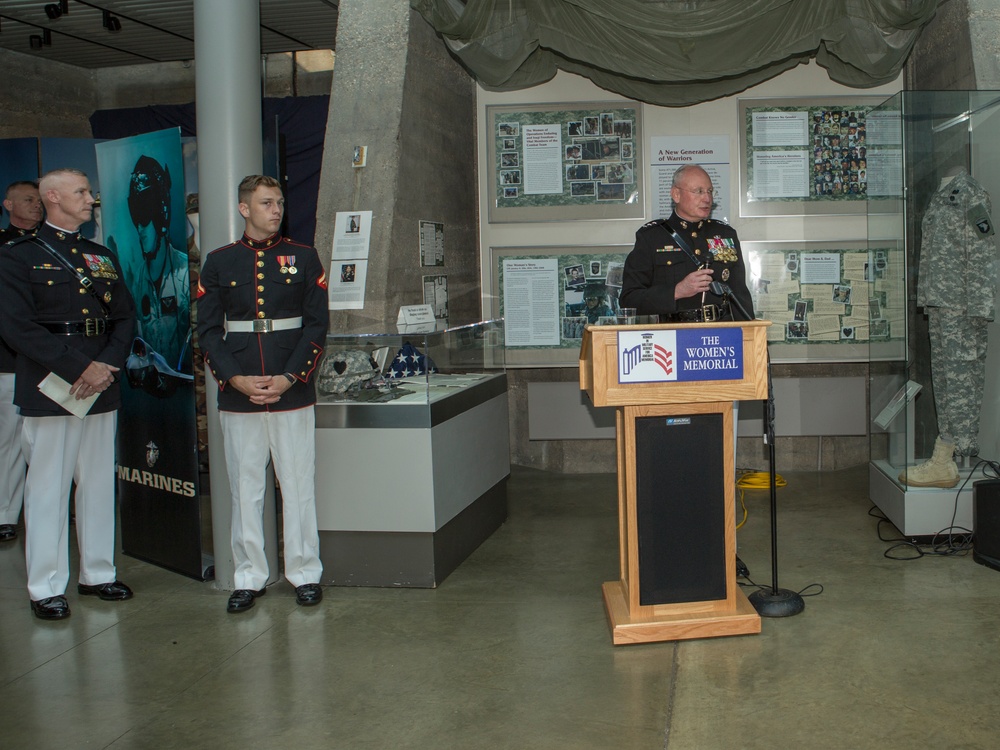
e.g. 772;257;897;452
872;457;1000;560
731;469;822;599
734;470;787;530
737;578;825;598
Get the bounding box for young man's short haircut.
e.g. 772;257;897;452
238;175;282;205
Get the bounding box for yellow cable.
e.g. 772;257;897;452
735;471;787;530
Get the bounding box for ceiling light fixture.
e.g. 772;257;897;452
103;9;121;32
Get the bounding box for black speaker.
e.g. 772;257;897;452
634;413;726;605
973;479;1000;571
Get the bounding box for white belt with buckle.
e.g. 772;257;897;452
225;316;303;334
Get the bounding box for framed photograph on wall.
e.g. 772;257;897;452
487;102;644;224
738;96;902;217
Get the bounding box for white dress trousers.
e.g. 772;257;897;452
220;407;322;590
0;374;25;525
21;411;118;601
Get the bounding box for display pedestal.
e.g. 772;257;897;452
580;321;769;645
314;374;509;587
869;459;982;540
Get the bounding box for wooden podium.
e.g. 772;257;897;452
580;321;770;645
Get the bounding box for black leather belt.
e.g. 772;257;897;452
41;319;113;337
664;304;728;323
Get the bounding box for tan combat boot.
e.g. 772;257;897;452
897;436;960;488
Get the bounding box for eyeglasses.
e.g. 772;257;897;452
676;187;715;197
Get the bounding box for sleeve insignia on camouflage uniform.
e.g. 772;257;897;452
82;253;119;279
968;202;994;237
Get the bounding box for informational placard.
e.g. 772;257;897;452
742;240;906;362
487;102;644;223
738;96;900;217
491;246;632;365
329;210;372;310
419;219;444;266
422;274;449;320
649;136;731;222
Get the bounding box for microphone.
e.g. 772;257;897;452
709;281;752;321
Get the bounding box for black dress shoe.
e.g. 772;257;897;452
31;596;71;620
0;524;16;541
227;587;266;613
78;580;134;601
295;583;323;606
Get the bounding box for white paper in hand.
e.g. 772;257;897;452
38;373;99;419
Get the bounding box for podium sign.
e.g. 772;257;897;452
618;327;744;383
581;321;770;645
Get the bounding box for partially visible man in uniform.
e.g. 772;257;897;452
0;169;135;619
1;180;43;242
620;164;753;322
197;175;328;613
0;181;43;541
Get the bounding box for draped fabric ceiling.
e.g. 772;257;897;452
410;0;947;106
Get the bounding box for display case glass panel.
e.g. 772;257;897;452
868;91;1000;504
317;319;506;410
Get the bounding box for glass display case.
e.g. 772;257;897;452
867;91;1000;537
317;318;506;409
314;319;510;587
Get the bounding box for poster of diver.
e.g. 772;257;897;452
96;128;206;579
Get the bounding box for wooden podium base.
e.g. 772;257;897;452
602;580;761;645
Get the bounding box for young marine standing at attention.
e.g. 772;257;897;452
196;175;328;613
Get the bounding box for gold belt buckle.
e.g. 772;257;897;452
84;318;104;337
702;305;718;322
253;319;273;333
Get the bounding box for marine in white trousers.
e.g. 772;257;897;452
21;412;117;600
0;374;25;529
220;406;322;591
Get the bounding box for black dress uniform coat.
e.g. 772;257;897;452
0;225;39;374
0;223;135;417
619;213;754;321
197;232;328;413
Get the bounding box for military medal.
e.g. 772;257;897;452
278;255;289;273
287;255;298;275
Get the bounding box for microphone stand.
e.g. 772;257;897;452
710;282;804;617
748;351;805;617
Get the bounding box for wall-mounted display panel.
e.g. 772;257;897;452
739;96;902;217
486;102;643;223
487;245;634;366
743;239;906;363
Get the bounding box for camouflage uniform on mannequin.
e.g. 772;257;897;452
900;168;997;488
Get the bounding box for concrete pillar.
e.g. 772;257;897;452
194;0;278;589
314;0;478;332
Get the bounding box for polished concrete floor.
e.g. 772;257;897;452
1;464;998;749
